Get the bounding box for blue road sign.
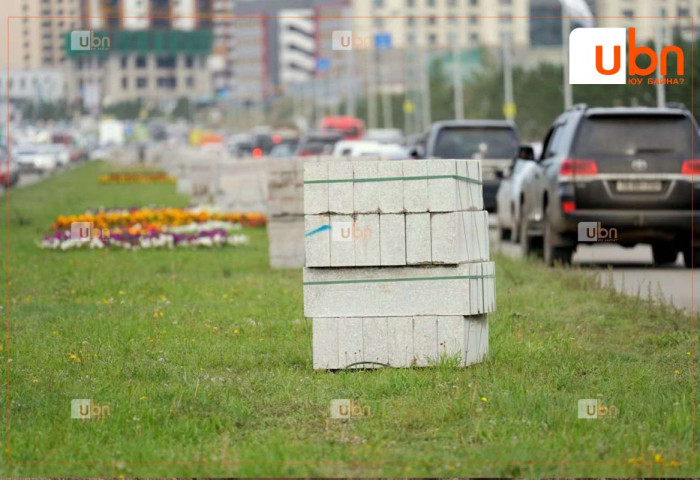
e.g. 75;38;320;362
374;33;392;50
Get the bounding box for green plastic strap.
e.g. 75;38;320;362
304;175;482;185
304;274;495;286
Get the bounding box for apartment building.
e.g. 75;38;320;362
0;0;82;70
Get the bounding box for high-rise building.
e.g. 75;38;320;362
0;0;82;70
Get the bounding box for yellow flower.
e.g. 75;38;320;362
119;290;125;295
32;378;38;383
654;453;663;463
139;396;147;401
480;396;488;402
233;329;239;335
52;331;58;336
674;369;680;375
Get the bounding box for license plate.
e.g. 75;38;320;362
616;180;663;192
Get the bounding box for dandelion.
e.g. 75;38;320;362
52;331;58;336
139;396;147;401
233;329;239;335
32;378;38;383
258;338;264;342
118;290;125;296
674;369;680;375
480;396;488;403
687;351;691;356
654;453;663;463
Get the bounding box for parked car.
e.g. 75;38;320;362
13;144;58;173
333;140;409;160
412;120;520;211
495;144;541;242
363;128;405;145
0;150;20;187
46;144;71;167
518;103;700;267
269;141;299;158
296;132;342;156
319;116;365;140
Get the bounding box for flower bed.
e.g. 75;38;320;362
51;207;267;230
99;172;177;184
42;207;265;250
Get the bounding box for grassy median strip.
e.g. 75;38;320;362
2;161;697;477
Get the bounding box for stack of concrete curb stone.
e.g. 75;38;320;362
267;157;305;268
303;157;496;369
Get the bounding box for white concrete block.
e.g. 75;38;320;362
406;213;432;265
313;317;338;369
380;214;406;266
303;161;329;214
457;160;484;211
403;160;429;212
431;210;490;264
303;262;496;317
353;161;380;213
437;315;465;359
387;316;413;366
339;317;364;368
413;316;438;366
268;216;305;268
377;161;404;213
330;215;356;267
354;214;381;266
362;317;389;364
304;214;331;267
328;161;354;214
464;314;488;366
427;160;460;212
312;314;489;369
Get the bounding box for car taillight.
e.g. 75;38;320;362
560;158;598;176
562;201;576;213
681;159;700;175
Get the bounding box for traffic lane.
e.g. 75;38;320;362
491;228;698;313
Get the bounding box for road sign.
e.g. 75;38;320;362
316;57;330;72
503;102;517;119
374;33;392;50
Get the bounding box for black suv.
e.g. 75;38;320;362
519;103;700;267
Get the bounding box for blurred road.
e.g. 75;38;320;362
490;223;698;313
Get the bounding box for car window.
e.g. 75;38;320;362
543;123;566;159
433;127;519;159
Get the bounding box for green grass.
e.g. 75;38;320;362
1;162;697;477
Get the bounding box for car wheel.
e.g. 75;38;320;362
497;223;511;241
543;214;572;267
651;243;679;265
520;217;540;257
511;215;520;244
682;245;700;268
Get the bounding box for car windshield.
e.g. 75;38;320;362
572;115;694;157
433;127;519;159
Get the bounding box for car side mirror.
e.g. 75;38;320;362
517;145;536;161
409;145;424;159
